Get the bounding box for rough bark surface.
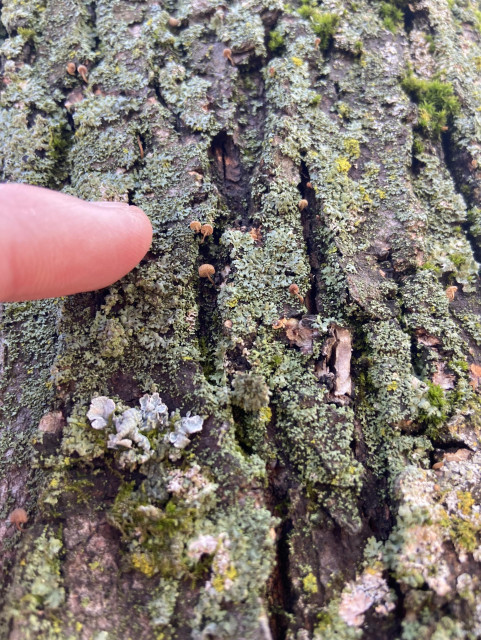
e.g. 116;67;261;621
2;0;481;638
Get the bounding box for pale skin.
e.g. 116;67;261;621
0;184;153;302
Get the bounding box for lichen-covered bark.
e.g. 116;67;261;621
2;0;481;638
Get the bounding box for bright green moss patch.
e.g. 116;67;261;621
380;2;404;32
420;382;449;428
297;3;339;50
267;29;284;54
401;74;460;138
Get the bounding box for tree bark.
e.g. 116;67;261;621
2;0;481;638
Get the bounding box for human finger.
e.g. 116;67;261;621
0;184;152;302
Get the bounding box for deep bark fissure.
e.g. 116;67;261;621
299;160;320;315
87;0;99;52
441;130;481;266
266;456;296;640
272;518;295;640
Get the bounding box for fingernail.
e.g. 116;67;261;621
92;201;147;220
92;201;131;209
90;201;151;238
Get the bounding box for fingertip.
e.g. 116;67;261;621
125;204;154;256
0;185;154;301
90;201;153;272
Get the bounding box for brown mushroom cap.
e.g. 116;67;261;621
9;508;28;531
285;318;299;330
190;220;202;233
66;62;76;76
200;223;213;242
223;48;235;65
198;264;215;284
288;283;304;304
77;64;88;82
298;199;308;211
168;16;181;27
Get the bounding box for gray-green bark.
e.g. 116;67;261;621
2;0;481;638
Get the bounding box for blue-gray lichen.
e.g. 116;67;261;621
85;393;203;468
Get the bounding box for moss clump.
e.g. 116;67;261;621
420;382;449;429
17;27;36;41
380;2;404;32
267;29;284;54
297;3;339;50
401;74;460;138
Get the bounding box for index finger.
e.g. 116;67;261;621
0;184;153;302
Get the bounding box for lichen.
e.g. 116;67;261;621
2;0;481;636
2;528;66;639
84;394;203;468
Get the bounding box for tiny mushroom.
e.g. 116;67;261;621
223;48;234;65
190;220;202;233
446;286;457;301
199;264;215;285
298;199;308;211
200;223;213;243
314;38;321;49
66;62;76;75
289;283;304;304
9;508;28;532
77;64;88;82
168;16;181;27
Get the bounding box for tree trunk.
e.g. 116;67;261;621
2;0;481;638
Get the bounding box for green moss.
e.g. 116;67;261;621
107;467;216;579
401;74;460;138
380;2;404;32
297;4;340;50
268;29;284;54
420;383;449;429
16;26;36;41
